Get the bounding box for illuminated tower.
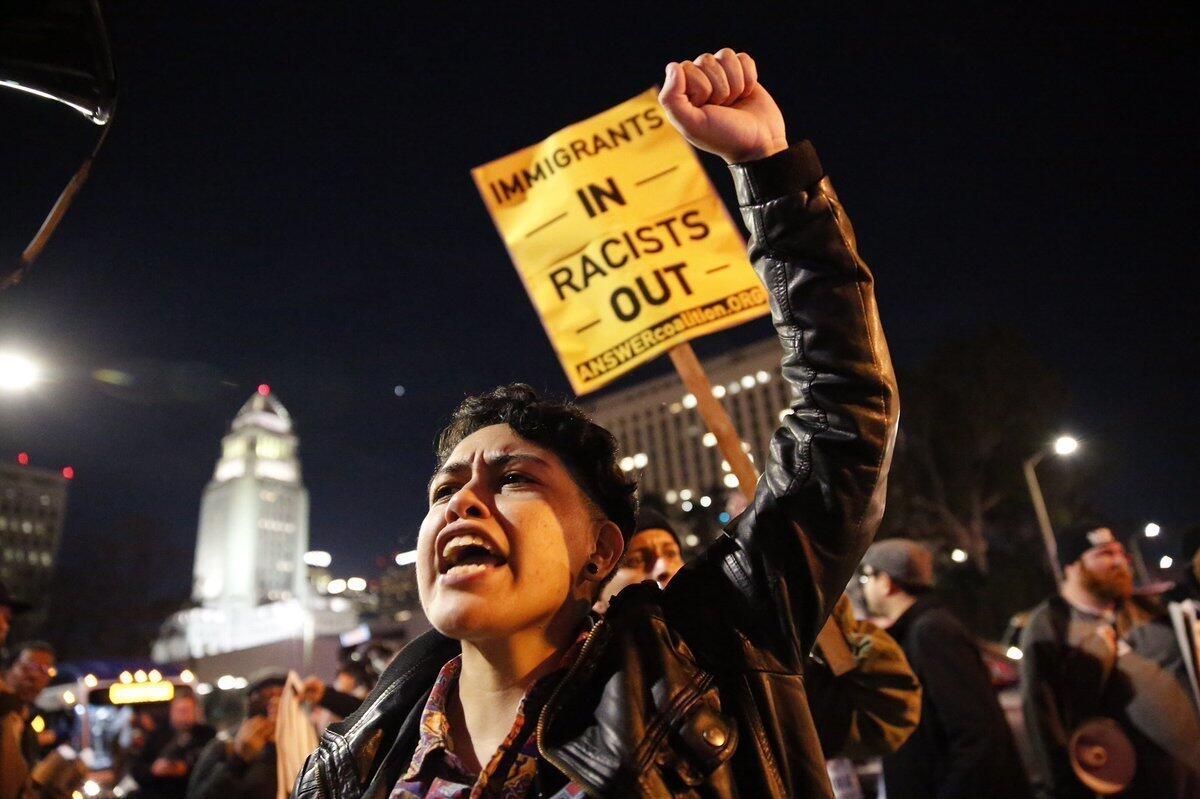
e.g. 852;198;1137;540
191;386;309;606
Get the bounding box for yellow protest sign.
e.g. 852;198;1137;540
471;88;769;395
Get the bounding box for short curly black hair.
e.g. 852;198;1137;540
434;384;638;541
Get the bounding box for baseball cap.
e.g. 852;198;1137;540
861;539;934;591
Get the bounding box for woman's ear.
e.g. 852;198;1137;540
586;520;625;583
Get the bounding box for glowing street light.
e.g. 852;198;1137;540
951;548;968;563
1023;434;1082;583
1052;436;1079;456
0;352;40;392
1160;555;1174;569
1144;522;1161;538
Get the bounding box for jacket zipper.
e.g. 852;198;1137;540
536;618;606;797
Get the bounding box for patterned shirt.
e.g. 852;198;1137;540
389;631;590;799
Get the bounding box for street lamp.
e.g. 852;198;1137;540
1023;434;1080;583
1053;435;1079;456
0;352;40;392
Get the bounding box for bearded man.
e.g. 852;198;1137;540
1020;521;1200;798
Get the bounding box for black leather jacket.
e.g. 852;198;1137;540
292;141;898;799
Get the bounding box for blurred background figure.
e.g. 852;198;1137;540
302;660;376;734
128;690;214;799
861;539;1031;798
187;673;285;799
1020;521;1200;798
0;641;57;792
596;509;683;613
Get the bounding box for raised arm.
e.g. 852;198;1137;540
661;50;898;668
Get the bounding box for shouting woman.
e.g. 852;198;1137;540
293;48;898;799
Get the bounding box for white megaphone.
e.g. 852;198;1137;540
1068;717;1137;796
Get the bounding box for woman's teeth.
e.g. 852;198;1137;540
444;562;489;578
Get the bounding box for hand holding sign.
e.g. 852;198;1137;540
659;50;787;164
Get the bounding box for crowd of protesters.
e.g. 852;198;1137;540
0;592;385;799
4;46;1200;799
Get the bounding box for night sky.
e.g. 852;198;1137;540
1;3;1195;604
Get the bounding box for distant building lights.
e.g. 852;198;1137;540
17;452;29;465
632;453;649;469
304;550;332;568
61;466;75;480
83;674;98;688
702;433;717;448
195;683;213;695
119;671;133;685
395;549;418;566
1160;555;1174;569
665;490;678;503
684;534;700;547
951;548;968;563
1006;646;1023;660
699;496;712;508
681;500;694;512
1144;523;1161;538
326;578;347;594
727;381;741;395
741;375;756;389
756;370;771;384
346;577;367;592
718;511;732;524
619;456;635;472
134;670;147;683
712;385;726;398
148;669;162;683
679;489;693;501
723;474;740;488
180;669;195;684
681;393;697;409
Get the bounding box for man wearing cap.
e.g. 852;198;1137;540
860;538;1030;798
1020;521;1200;798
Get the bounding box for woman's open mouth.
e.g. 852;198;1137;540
438;533;507;581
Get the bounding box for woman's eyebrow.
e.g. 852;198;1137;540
428;453;549;491
486;452;549;469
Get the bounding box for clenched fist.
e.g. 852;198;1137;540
659;49;787;164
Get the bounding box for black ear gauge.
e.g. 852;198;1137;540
586;562;600;575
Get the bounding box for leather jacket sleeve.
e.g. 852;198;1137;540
671;141;898;672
